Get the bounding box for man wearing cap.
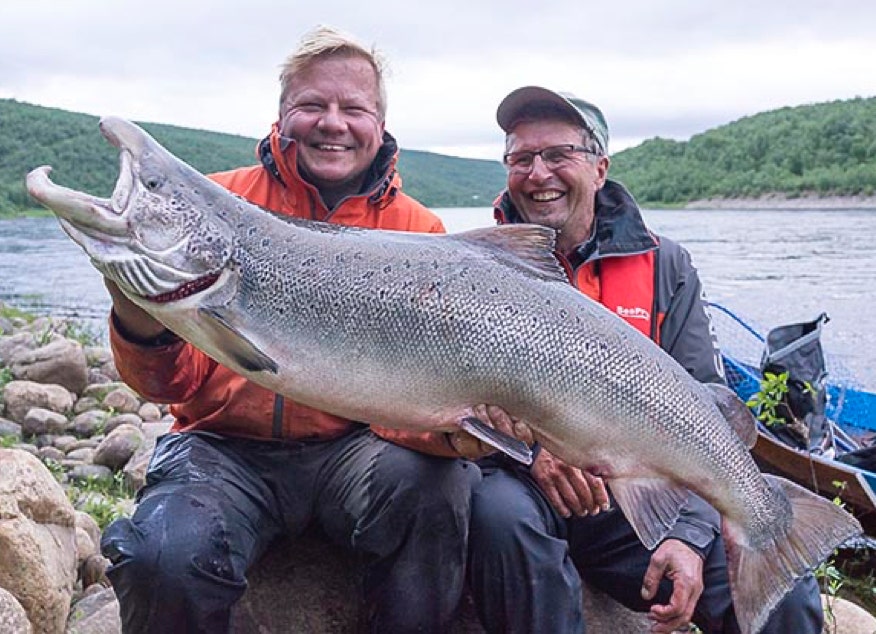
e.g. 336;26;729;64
465;86;823;633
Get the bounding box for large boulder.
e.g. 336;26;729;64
231;534;650;633
10;337;89;395
0;586;32;634
0;448;77;634
823;595;876;634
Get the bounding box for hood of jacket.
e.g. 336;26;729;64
257;123;402;209
494;179;657;263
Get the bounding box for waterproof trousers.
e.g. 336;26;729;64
467;463;823;634
101;429;480;634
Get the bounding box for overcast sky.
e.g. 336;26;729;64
1;0;873;160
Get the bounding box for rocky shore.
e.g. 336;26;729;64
2;307;874;633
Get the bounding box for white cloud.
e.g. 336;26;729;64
1;0;874;160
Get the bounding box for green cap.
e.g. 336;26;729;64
496;86;610;154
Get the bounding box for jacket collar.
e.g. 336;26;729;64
494;179;657;263
257;124;401;208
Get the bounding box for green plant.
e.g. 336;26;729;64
66;471;136;530
0;434;20;448
0;366;13;390
746;371;817;431
33;322;55;347
61;320;101;347
43;458;66;482
746;371;790;427
0;303;36;323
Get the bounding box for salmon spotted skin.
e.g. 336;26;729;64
26;118;862;633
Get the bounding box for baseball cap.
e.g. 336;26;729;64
496;86;609;154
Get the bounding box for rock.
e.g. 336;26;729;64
67;463;112;483
70;410;109;437
53;434;80;452
73;396;102;414
823;595;876;634
67;438;100;452
123;421;172;491
82;382;130;401
0;332;35;365
233;534;651;633
10;337;89;395
0;417;22;438
102;387;141;414
66;586;121;634
75;511;103;568
2;380;75;422
104;413;142;435
75;525;98;567
38;445;67;463
75;509;102;552
0;586;32;634
93;424;145;470
0;314;15;336
0;448;77;634
79;553;110;589
22;407;69;436
137;402;162;422
66;447;97;463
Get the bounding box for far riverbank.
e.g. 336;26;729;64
683;194;876;210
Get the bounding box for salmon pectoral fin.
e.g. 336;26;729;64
707;383;757;448
724;475;862;634
197;306;278;373
459;416;533;465
608;477;690;550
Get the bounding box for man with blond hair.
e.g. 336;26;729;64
100;26;479;633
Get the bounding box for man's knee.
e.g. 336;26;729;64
377;446;480;515
101;492;243;590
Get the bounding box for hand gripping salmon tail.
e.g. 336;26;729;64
723;475;861;634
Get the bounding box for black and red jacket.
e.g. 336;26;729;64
494;178;727;556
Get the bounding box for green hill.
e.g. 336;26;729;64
4;96;875;214
610;96;876;205
0;99;507;215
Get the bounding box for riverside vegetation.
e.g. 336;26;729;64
0;98;507;215
2;95;876;217
1;301;875;632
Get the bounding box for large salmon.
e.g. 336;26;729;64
26;117;860;633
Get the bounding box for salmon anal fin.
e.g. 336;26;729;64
609;477;690;550
460;416;533;465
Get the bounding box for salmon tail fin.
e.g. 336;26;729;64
724;475;862;634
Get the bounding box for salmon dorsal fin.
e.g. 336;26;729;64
707;383;757;448
454;224;568;284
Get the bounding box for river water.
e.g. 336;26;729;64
2;208;875;389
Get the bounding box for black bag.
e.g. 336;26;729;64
759;312;830;452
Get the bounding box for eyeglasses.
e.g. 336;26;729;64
502;144;598;174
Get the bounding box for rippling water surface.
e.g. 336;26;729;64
2;208;875;388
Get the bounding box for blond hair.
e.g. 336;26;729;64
279;25;387;121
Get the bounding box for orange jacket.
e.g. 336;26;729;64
111;125;459;457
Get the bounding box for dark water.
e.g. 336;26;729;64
2;209;875;389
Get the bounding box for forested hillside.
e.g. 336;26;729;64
3;95;875;214
610;96;876;204
0;99;506;214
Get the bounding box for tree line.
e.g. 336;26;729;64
0;99;507;215
2;95;875;216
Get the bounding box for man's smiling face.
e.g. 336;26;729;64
505;119;608;253
279;54;384;196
